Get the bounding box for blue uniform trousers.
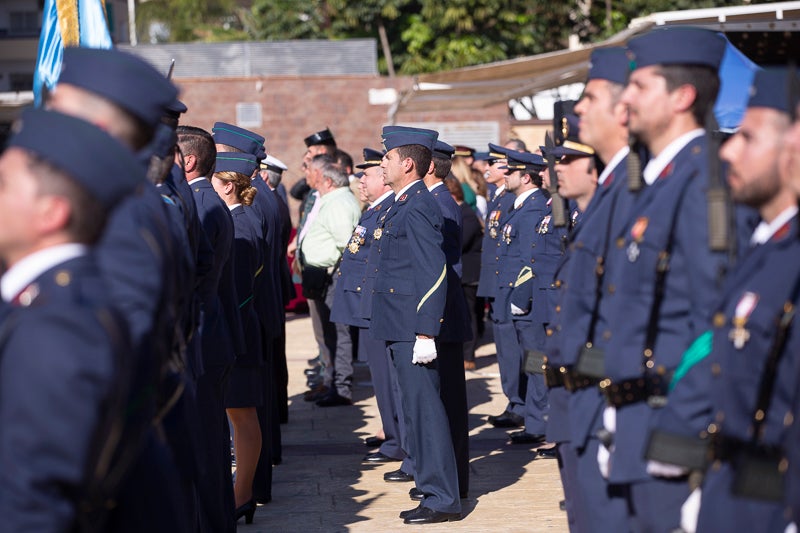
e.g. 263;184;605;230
437;339;470;496
360;331;404;460
492;317;526;417
388;340;460;514
573;436;629;533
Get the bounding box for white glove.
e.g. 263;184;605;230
646;460;689;478
597;406;616;479
511;303;527;315
785;523;797;533
412;337;438;364
679;488;702;533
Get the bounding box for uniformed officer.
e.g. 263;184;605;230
417;140;471;499
46;46;199;532
0;109;177;531
492;149;555;445
364;125;461;524
545;47;634;532
643;68;800;533
594;27;732;531
329;148;402;463
478;143;526;429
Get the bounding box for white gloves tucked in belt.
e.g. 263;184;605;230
510;303;527;315
412;337;437;364
597;406;616;479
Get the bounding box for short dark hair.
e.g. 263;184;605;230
334;148;353;174
505;138;527;151
397;144;432;180
656;65;720;127
177;125;216;177
27;154;109;244
432;155;452;179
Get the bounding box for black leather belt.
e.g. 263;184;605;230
543;364;600;391
599;374;669;408
544;365;565;388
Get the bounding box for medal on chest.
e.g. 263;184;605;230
502;223;513;245
627;217;649;263
488;210;501;239
348;225;367;254
537;215;551;235
728;291;758;349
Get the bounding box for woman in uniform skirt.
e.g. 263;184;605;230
212;152;263;524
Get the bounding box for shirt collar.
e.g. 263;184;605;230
1;243;88;302
227;203;241;212
427;181;445;192
395;180;420;199
189;176;208;185
642;129;704;185
750;205;799;245
513;187;538;209
493;183;506;199
369;190;394;209
598;146;629;186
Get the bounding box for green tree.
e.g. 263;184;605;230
136;0;244;43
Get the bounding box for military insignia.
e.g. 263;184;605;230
502;223;513;244
571;210;579;227
347;225;367;254
373;227;383;240
659;162;675;180
488;210;501;227
631;217;648;242
16;283;39;307
537;215;551;235
398;194;408;202
627;241;640;262
561;116;569;141
372;203;381;212
489;227;498;239
729;292;758;349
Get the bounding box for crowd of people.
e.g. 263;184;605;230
1;22;800;533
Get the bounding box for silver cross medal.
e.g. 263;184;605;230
728;317;750;349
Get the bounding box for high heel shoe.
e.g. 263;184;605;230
235;499;256;524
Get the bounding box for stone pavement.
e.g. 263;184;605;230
240;313;568;532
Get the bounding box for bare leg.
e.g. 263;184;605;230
227;407;262;508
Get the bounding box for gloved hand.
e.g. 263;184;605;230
679;488;702;533
511;303;528;316
597;406;616;479
412;337;437;365
646;460;689;478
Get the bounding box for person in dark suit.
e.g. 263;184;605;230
0;109;184;531
595;27;732;531
211;153;264;524
444;177;483;370
364;126;460;524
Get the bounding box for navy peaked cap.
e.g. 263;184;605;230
433;140;455;159
627;26;726;70
212;122;265;156
487;143;509;161
59;47;178;129
8;109;143;209
382;126;438;152
748;68;799;114
501;150;546;171
588;47;629;85
355;148;385;169
551;114;595;158
216;152;258;176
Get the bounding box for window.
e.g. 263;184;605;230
9;12;39;36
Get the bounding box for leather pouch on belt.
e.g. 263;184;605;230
523;350;546;374
575;345;605;379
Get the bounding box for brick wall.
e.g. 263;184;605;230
175;74;510;223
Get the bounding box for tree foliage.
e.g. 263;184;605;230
139;0;775;73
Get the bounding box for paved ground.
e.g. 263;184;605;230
240;313;568;532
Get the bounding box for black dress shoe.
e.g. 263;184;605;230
304;365;321;376
364;436;385;448
538;447;558;458
384;468;414;482
559;499;566;511
402;506;460;524
235;499;256;524
363;451;400;463
409;487;424;501
303;384;329;402
489;411;524;428
508;430;546;445
399;503;422;519
316;392;353;407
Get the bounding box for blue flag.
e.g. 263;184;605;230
714;37;759;133
33;0;113;107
